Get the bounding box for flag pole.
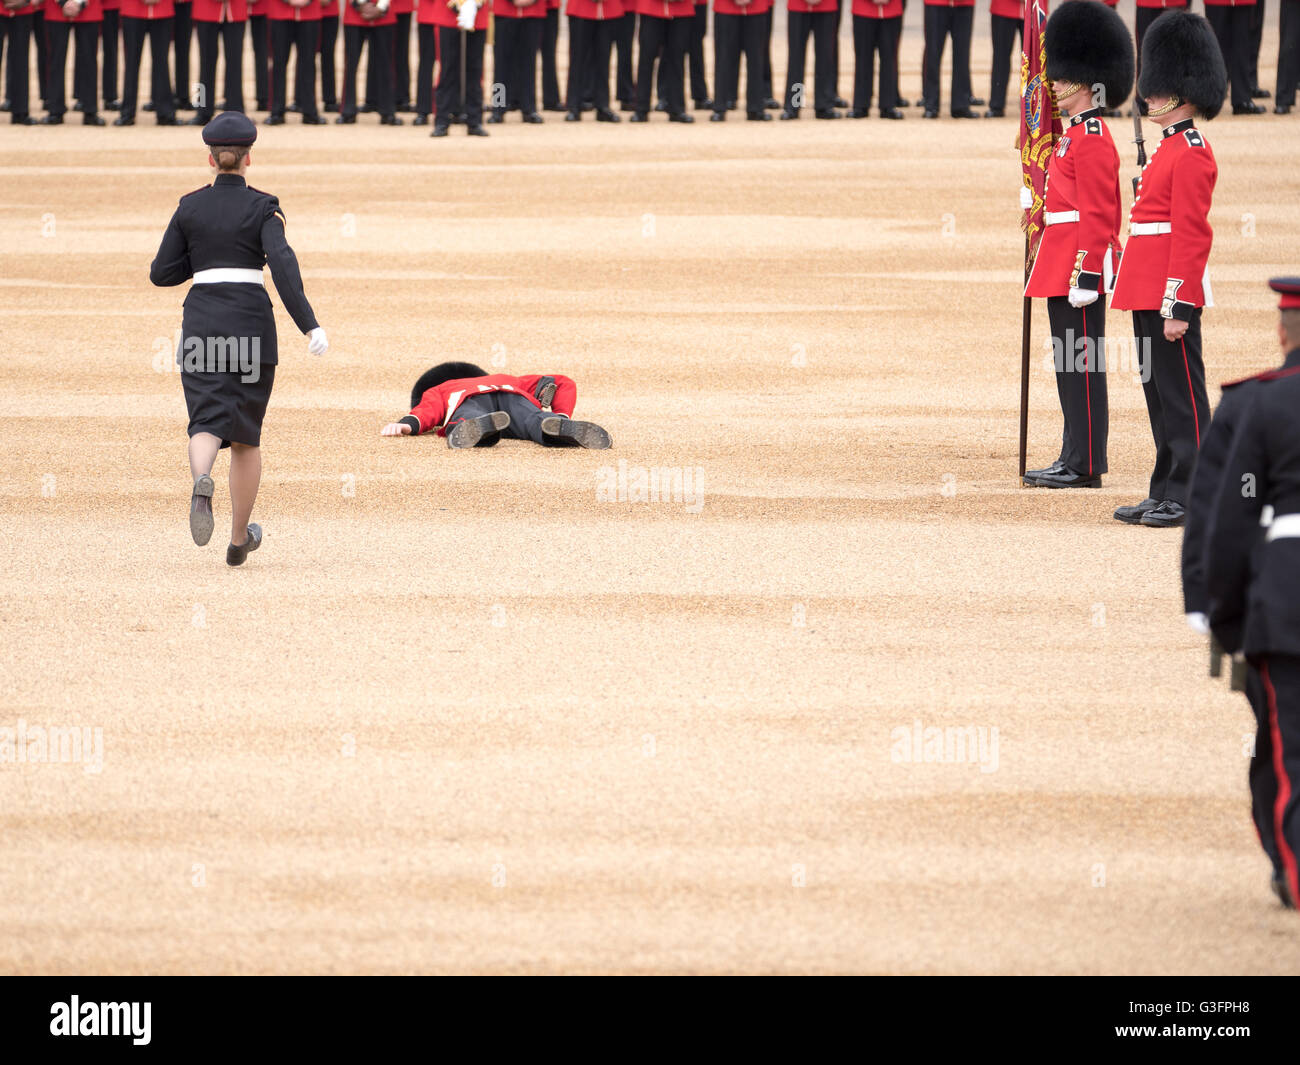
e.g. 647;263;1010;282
1019;240;1032;480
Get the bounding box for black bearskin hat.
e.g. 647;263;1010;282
1137;11;1228;120
410;362;488;408
1044;0;1135;111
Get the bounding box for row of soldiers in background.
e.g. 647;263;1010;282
4;0;1295;129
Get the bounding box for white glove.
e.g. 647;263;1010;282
1186;612;1211;636
456;0;478;29
308;327;328;356
1019;186;1034;211
1068;286;1099;308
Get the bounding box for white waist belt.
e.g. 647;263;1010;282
192;268;264;285
1130;222;1172;235
1045;211;1079;225
1267;514;1300;542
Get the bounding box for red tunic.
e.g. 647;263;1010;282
120;0;176;18
788;0;838;12
1025;109;1122;299
0;1;42;15
191;0;248;19
421;0;488;27
989;0;1021;17
716;0;772;13
921;0;973;6
1135;0;1187;8
849;0;901;16
493;0;545;16
407;374;578;435
266;0;321;19
342;0;396;24
43;0;105;21
634;0;691;16
390;0;412;11
1110;119;1217;318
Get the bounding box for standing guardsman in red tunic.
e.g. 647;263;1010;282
1022;1;1132;491
1110;12;1226;529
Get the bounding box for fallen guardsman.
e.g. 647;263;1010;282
379;362;613;448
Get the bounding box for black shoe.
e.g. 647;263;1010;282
112;115;134;126
226;523;262;567
779;108;798;120
186;113;211;125
1140;499;1186;528
144;101;156;112
1253;87;1271;100
1113;498;1159;525
105;99;121;111
694;98;713;111
1272;871;1296;909
73;99;85;112
833;96;849;109
379;113;403;125
1;99;10;112
287;102;301;114
467;124;489;136
764;97;780;110
335;113;356;124
565;109;581;121
190;474;215;546
655;100;669;112
1233;102;1265;115
12;114;36;125
897;97;912;108
668;111;694;123
969;97;985;108
710;110;726;122
951;109;978;119
486;110;504;123
83;113;106;126
847;108;868;118
1022;459;1065;485
156;114;179;126
984;108;1005;118
40;114;63;124
541;415;612;449
880;108;904;120
746;110;771;121
923;109;939;119
413;113;429;125
1276;104;1293;115
523;111;543;123
814;108;841;119
629;111;648;122
1029;466;1102;489
596;107;620;122
324;102;339;113
302;113;327;125
265;114;286;125
431;125;449;137
447;411;510;448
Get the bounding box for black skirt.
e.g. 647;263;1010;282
182;365;276;448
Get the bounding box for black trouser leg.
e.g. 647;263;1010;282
589;17;614;112
1258;655;1300;906
292;19;319;118
739;12;764;113
877;17;899;110
194;20;218;117
444;394;504;446
269;18;291;116
660;16;687;114
493;17;519;114
988;13;1018;113
369;23;395;117
761;8;772;101
949;5;972;113
319;12;337;108
72;21;98;116
102;9;119;103
45;22;71;118
714;12;740;112
615;11;635;104
464;27;485;125
496;393;555;445
250;14;268;107
148;18;174;120
435;25;483;127
32;10;47;103
810;10;836;111
1206;5;1253;109
921;4;946;112
222;20;244;112
1281;0;1300;105
570;15;596;112
519;16;540;114
120;15;145;120
393;10;410;107
5;13;32;119
1046;295;1109;477
783;10;811;112
174;1;192;106
341;22;362;117
1136;308;1208;505
416;21;435;115
1246;664;1284;877
1134;6;1160;114
542;6;561;108
1250;0;1265;91
687;2;707;102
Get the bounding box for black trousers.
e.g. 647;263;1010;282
320;10;337;107
1135;307;1209;506
659;2;707;104
249;13;268;107
851;14;900;112
269;17;319;118
343;23;395;117
636;14;688;115
193;20;244;117
541;5;561;108
4;13;34;120
435;24;486;127
568;14;616;113
713;12;765;114
1251;655;1300;904
783;9;836;113
449;393;567;446
988;11;1019;113
1046;295;1109;477
33;9;47;102
1250;0;1265;91
121;16;174;121
46;20;100;118
415;21;436;115
1205;4;1254;108
393;10;410;107
493;16;541;114
102;8;119;102
1279;0;1300;106
761;7;772;100
614;11;635;105
173;1;192;105
921;3;972;113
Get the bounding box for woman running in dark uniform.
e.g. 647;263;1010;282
150;111;327;565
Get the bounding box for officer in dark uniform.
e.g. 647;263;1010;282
1205;276;1300;909
149;113;328;566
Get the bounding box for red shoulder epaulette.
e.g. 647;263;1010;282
1221;365;1300;389
179;185;208;201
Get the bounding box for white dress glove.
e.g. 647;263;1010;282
1019;186;1034;211
308;327;328;355
1186;612;1211;636
1068;286;1099;308
457;0;478;29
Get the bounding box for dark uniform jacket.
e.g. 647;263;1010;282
149;173;318;366
1206;347;1300;656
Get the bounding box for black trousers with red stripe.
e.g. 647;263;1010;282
1135;308;1209;506
1252;655;1300;901
1047;295;1109;477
